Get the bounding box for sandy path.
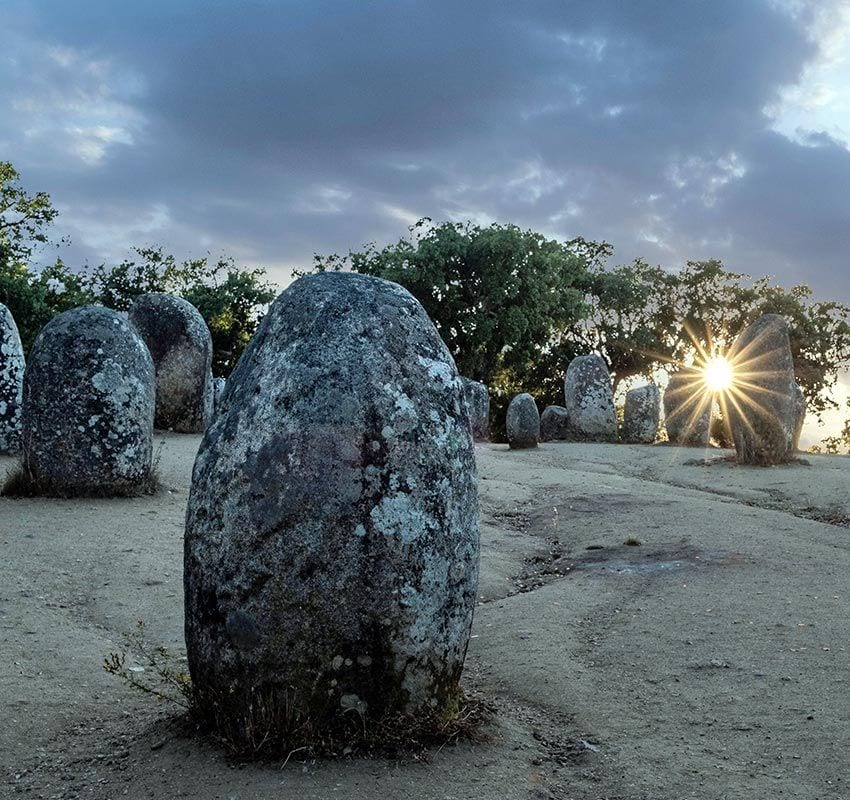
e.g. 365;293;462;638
1;437;849;799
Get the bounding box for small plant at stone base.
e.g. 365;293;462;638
624;536;641;546
104;621;493;761
103;620;193;708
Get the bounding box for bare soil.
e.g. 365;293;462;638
2;436;850;799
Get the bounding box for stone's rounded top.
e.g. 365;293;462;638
506;392;539;449
184;270;478;733
128;292;211;362
35;304;150;352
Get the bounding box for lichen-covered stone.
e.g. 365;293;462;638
184;272;479;738
0;303;24;455
663;369;711;446
792;382;806;451
563;355;616;440
21;306;154;493
128;293;213;432
506;393;539;449
540;405;570;442
212;377;226;413
461;377;489;441
622;385;661;443
727;314;797;465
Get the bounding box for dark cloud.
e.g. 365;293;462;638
1;0;848;303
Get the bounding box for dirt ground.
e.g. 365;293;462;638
2;435;850;800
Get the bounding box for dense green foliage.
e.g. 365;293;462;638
3;162;849;448
0;162;275;374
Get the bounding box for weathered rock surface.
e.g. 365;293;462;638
0;303;25;455
184;272;479;738
563;355;616;440
506;393;540;449
792;382;806;451
663;370;711;446
540;405;570;442
128;293;213;432
21;306;155;494
461;377;490;441
727;314;797;465
622;385;661;443
212;377;226;413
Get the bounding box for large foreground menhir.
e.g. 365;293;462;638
184;272;480;745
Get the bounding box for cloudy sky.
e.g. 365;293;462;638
3;0;849;301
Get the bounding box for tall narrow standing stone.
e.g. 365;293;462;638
726;314;797;465
20;306;155;494
563;355;617;440
663;369;711;446
792;382;806;451
0;303;25;455
623;384;661;443
128;293;213;432
461;377;490;441
506;393;540;449
184;272;479;743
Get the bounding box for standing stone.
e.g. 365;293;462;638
0;304;25;455
792;382;806;451
540;405;570;442
461;377;490;441
506;393;539;449
622;385;661;443
184;272;478;743
563;355;617;440
727;314;797;465
128;293;213;432
663;369;711;446
20;306;154;494
212;377;226;413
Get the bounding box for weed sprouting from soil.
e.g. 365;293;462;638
104;621;493;761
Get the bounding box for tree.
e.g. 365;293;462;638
0;161;60;265
310;218;593;430
87;247;277;375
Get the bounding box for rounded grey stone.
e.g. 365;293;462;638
0;303;25;455
622;385;661;443
563;355;617;440
506;393;539;449
184;272;479;735
727;314;797;465
128;293;213;432
540;405;570;442
21;306;155;494
461;377;490;441
663;370;711;446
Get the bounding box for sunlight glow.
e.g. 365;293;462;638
703;356;734;393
